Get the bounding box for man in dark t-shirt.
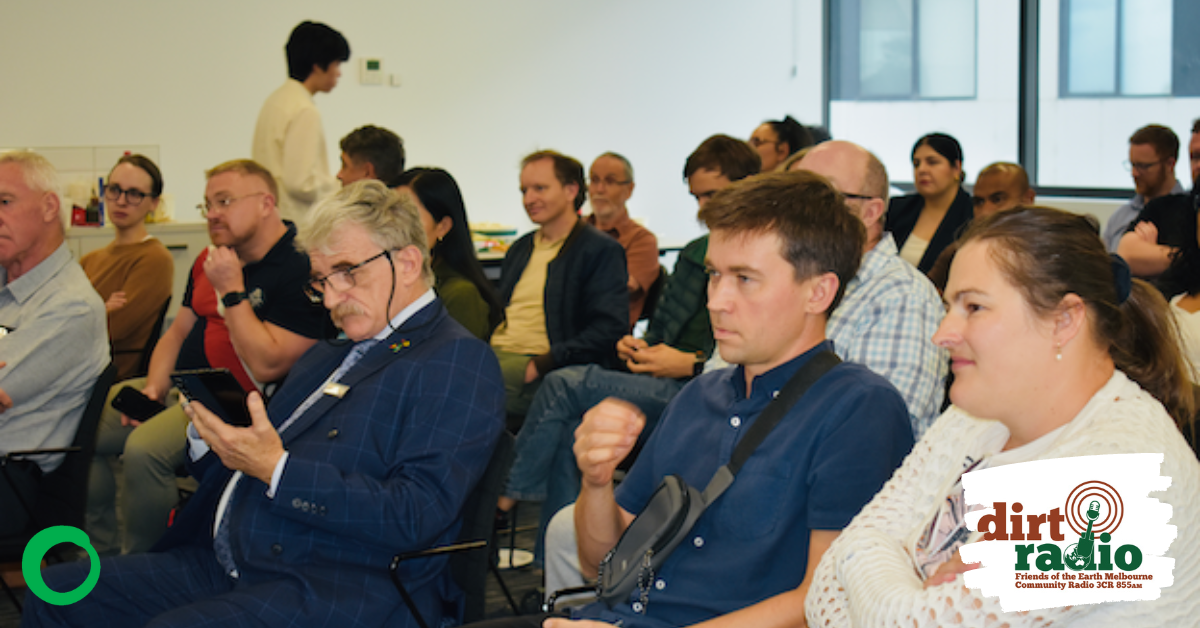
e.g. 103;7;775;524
87;159;329;555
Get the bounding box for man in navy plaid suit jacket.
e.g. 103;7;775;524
22;180;506;628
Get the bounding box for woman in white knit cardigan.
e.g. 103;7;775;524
807;207;1200;627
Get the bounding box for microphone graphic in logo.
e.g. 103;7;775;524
1065;500;1101;570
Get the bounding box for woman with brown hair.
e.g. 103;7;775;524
807;206;1200;626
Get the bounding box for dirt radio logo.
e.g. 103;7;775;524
960;454;1176;612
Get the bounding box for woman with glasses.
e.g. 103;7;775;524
806;207;1200;626
749;116;815;172
886;132;974;275
395;167;504;340
80;154;174;380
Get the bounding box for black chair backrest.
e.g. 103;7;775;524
452;431;514;623
639;265;667;322
33;362;117;530
135;297;172;377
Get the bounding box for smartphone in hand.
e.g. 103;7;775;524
111;386;168;423
170;368;253;428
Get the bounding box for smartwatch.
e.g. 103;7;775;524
221;291;248;308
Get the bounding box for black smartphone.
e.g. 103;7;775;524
111;386;168;423
170;368;253;428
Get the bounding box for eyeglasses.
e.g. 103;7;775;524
197;192;266;217
588;177;631;187
1123;160;1164;173
748;137;779;148
303;249;394;303
104;184;150;205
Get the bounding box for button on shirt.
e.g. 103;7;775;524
574;341;914;628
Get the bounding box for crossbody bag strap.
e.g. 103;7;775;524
701;350;841;502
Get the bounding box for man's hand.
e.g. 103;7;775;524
616;335;648;362
1133;221;1159;244
923;551;980;588
185;391;284;484
105;291;128;312
0;363;11;414
203;246;246;297
524;359;540;384
574;398;644;488
122;382;165;427
626;344;696;379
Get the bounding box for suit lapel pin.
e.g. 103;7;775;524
323;382;349;398
390;340;410;352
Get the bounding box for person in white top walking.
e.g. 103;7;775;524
251;21;349;221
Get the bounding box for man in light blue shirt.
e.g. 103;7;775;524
0;151;107;535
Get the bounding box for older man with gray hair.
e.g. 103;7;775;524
0;150;107;535
23;180;506;628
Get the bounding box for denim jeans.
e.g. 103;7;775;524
504;364;685;561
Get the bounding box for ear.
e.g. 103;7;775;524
1021;189;1036;205
806;272;840;315
393;244;424;286
859;198;886;232
1053;293;1088;349
39;191;61;225
433;216;453;241
565;183;580;207
363;162;377;180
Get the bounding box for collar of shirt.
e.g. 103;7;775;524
846;232;897;296
370;288;436;342
586;212;634;239
284;78;314;103
730;339;835;401
0;242;72;304
1133;180;1186;210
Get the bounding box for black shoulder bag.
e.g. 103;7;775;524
595;350;841;608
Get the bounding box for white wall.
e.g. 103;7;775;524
0;0;825;248
830;0;1021;185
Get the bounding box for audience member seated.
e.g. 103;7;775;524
87;159;328;555
585;152;659;326
927;161;1035;292
81;154;174;380
541;139;949;596
469;171;914;628
1118;120;1199;297
0;151;107;536
1165;210;1200;381
807;206;1200;626
886;132;973;275
395;167;505;340
748;115;815;172
1103;123;1184;253
496;135;760;560
336;124;406;187
22;180;506;628
490;150;628;418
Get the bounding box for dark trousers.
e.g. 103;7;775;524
20;545;271;628
1;459;40;535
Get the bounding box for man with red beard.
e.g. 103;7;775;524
87;159;329;556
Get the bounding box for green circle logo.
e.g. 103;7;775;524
22;526;100;605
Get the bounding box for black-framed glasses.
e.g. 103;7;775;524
303;249;394;303
842;192;877;202
197;192;266;218
104;184;150;205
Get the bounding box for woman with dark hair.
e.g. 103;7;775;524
807;207;1200;626
749;115;815;172
80;154;174;380
1164;218;1200;381
886;132;974;274
395;167;504;340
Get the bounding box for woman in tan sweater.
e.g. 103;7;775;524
81;154;174;380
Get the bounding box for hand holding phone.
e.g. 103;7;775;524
170;368;253;428
112;386;168;424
